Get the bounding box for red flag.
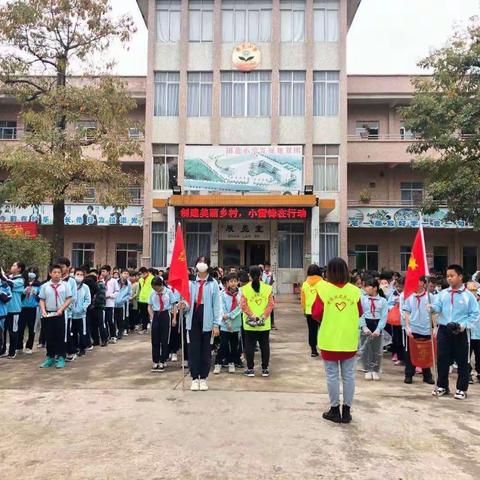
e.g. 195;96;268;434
168;223;191;304
404;225;429;300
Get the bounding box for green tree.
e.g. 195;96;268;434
401;20;480;228
0;0;141;257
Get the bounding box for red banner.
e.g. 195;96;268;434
0;222;38;238
178;207;309;220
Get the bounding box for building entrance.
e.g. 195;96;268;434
219;240;270;268
245;241;269;266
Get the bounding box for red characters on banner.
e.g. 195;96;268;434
178;207;309;220
0;222;38;238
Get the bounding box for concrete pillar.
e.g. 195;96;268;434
270;221;278;295
166;206;176;265
211;220;219;266
311;206;320;265
271;0;280;144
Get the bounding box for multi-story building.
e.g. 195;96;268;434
0;76;146;269
136;0;362;293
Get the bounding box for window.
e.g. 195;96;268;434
400;245;411;271
189;0;213;42
314;0;339;42
400;182;424;204
128;128;143;139
280;0;305;42
156;0;181;42
221;71;271;117
153;144;179;190
278;223;304;268
186;223;212;266
320;223;338;267
463;246;478;278
433;246;448;274
83;187;96;202
72;243;95;268
116;243;141;269
400;121;415;140
152;222;168;267
76;121;97;141
355;121;379;138
222;0;272;42
313;145;339;192
154;72;180;116
355;244;378;271
187;72;213;117
279;71;306;116
313;71;339;116
128;186;142;204
0;121;17;140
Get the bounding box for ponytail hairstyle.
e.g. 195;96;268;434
249;265;262;293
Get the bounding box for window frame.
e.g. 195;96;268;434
400;245;411;271
312;144;339;192
189;0;214;42
400;181;424;204
319;223;339;267
153;144;179;191
116;243;141;270
355;244;379;271
313;0;339;42
152;222;168;268
279;70;306;116
187;71;213;117
0;120;17;140
313;71;340;117
155;0;181;43
71;242;95;268
280;0;306;43
278;222;305;269
355;121;380;139
186;222;212;266
154;71;180;117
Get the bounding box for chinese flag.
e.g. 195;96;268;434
404;225;429;300
168;223;191;304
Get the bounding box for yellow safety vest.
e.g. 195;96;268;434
302;279;323;314
317;281;361;352
241;281;272;332
139;274;154;303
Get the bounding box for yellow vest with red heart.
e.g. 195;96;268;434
241;281;272;331
316;281;361;352
301;279;323;314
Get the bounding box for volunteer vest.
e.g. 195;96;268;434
302;279;323;315
317;282;361;352
139;274;154;303
241;281;272;331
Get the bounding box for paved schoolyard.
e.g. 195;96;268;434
1;298;479;480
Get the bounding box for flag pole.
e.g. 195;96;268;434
180;308;185;391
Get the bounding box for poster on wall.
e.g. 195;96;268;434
184;145;303;193
0;204;143;227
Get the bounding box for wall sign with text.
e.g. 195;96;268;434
219;221;270;240
177;207;309;220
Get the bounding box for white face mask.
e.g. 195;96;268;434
28;273;37;281
196;262;208;273
75;275;84;284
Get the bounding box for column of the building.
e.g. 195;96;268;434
270;221;278;295
311;206;320;265
304;0;314;186
211;0;222;146
271;0;280;144
166;206;176;265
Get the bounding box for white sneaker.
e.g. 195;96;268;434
228;363;235;374
199;379;208;391
364;372;373;380
25;349;33;355
213;364;222;374
190;379;200;391
123;330;128;336
109;337;117;344
182;360;189;368
372;372;381;381
171;353;178;362
66;354;76;362
454;389;466;400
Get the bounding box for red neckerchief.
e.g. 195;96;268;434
158;291;164;311
226;288;238;311
415;290;426;309
50;282;61;309
450;287;463;305
369;297;376;317
196;279;206;307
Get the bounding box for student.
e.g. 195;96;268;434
57;257;77;352
261;262;276;329
101;265;119;343
38;264;73;369
164;272;180;362
301;264;323;358
138;267;154;333
86;270;108;347
148;276;176;372
114;270;131;339
129;272;140;332
314;258;362;424
180;257;221;392
430;264;479;399
387;278;405;365
403;276;434;385
214;273;242;374
241;266;274;378
0;261;26;359
68;268;91;359
0;278;12;356
17;267;41;354
359;277;388;380
466;281;480;383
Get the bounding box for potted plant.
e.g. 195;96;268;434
359;189;372;204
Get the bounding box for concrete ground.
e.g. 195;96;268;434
1;298;479;480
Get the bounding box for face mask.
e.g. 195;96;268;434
28;273;37;281
75;276;84;284
196;262;208;273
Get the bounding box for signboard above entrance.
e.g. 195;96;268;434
178;207;309;220
219;221;270;241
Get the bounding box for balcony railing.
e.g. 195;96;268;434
348;133;421;141
0;128;144;142
348;199;448;208
80;186;144;205
0;127;19;140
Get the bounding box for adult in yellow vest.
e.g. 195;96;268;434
313;258;362;424
138;267;155;333
301;264;324;358
240;266;274;378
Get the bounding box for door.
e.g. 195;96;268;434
245;241;270;267
220;241;244;268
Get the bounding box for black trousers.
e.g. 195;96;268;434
68;317;88;354
470;339;480;375
129;305;139;330
169;313;180;354
385;324;404;360
114;306;126;339
18;307;37;350
306;314;319;351
270;308;275;327
404;332;433;380
2;312;20;356
188;305;211;379
44;313;67;358
437;325;469;392
216;330;241;365
245;330;270;370
90;308;108;345
138;302;149;330
105;307;116;339
151;310;171;364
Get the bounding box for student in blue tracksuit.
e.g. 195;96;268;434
359;277;388;381
56;257;77;353
466;281;480;383
148;276;176;372
0;279;12;356
430;264;479;400
17;267;41;354
214;273;242;374
115;270;131;340
0;261;26;359
68;268;92;359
